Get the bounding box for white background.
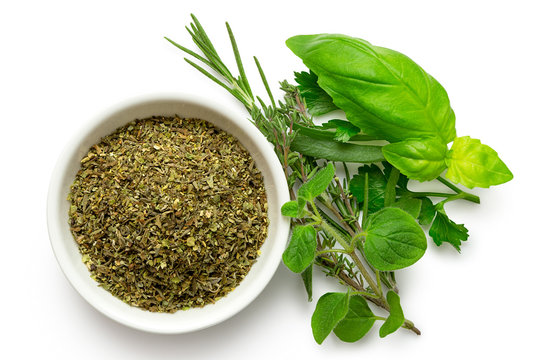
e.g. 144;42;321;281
1;0;539;358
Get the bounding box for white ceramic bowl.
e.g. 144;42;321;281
47;95;290;334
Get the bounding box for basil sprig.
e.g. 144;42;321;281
286;33;513;188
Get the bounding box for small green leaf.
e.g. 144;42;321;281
429;205;468;251
445;136;513;188
301;264;313;302
282;225;317;273
298;163;335;203
281;200;299;217
364;207;427;271
382;137;448;182
294;70;339;116
418;197;436;225
392;197;422;219
333;295;376;342
321;119;360;143
379;291;405;338
311;292;349;344
349;165;387;213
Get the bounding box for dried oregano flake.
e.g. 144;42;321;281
68;115;268;312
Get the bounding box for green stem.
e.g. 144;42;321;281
437;176;480;204
316;249;350;256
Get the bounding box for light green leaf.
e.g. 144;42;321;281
298;163;335;203
286;34;456;144
364;207;427;271
382;138;448;182
445;136;513;188
311;292;349;344
392;197;422;219
333;295;376;342
379;291;405;338
282;225;317;273
281;200;299;217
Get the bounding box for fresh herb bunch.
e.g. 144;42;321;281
166;15;512;344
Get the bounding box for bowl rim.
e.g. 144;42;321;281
47;93;290;334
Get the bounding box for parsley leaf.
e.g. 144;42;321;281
349;165;387;213
294;71;339;116
428;204;469;251
321;119;360;143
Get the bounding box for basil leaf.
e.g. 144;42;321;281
333;295;376;342
301;264;313;302
382;138;448;182
291;133;384;163
392;197;422;219
286;34;456;144
429;205;468;251
364;207;427;271
379;291;405;338
321;119;361;143
298;163;335;203
349;165;387;212
281;200;299;217
282;225;317;273
294;70;339;116
445;136;513;188
418;197;436;225
311;292;349;344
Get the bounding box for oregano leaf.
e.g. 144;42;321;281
392;197;422;219
282;225;317;273
333;295;376;342
364;207;427;271
281;200;299;218
298;163;335;203
311;292;349;344
301;264;313;302
379;291;405;338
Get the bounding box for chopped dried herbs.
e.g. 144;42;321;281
68;115;268;312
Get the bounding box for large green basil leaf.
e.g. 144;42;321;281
364;207;427;271
445;136;513;188
286;34;456;144
382;137;448;181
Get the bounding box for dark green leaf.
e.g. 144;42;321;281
364;207;427;271
349;165;387;213
281;200;299;217
379;291;405;338
382;138;448;182
418;197;436;225
321;119;361;143
333;295;376;342
429;205;468;251
445;136;513;188
311;292;349;344
392;197;422;219
295;70;339;116
291;133;384;163
282;225;317;273
286;34;456;144
298;163;335;203
301;264;313;302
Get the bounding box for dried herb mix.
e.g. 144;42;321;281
68;115;268;312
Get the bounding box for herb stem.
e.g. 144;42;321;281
437;176;480;204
